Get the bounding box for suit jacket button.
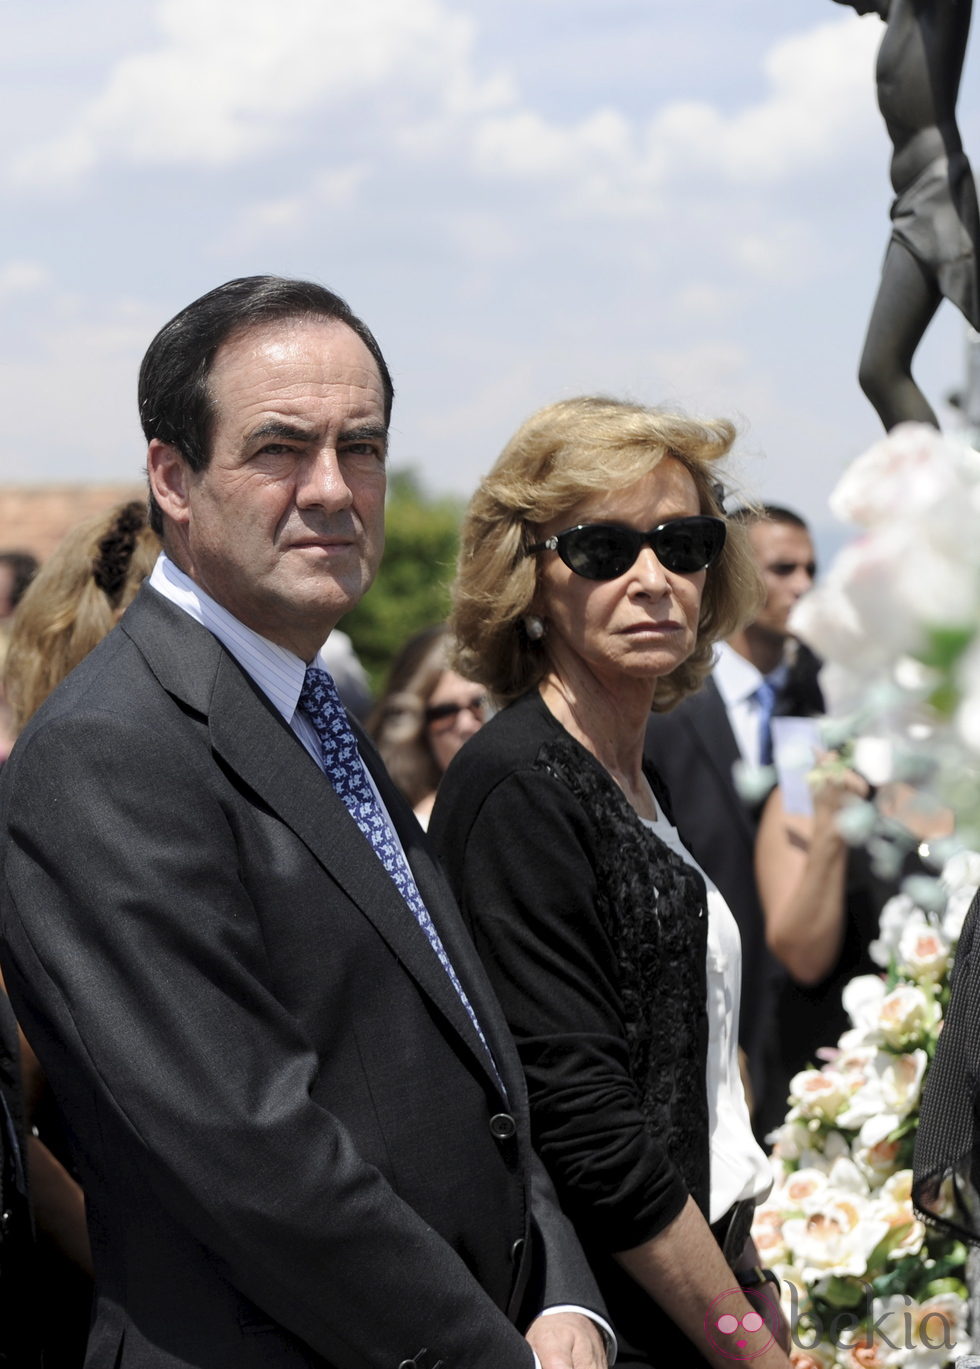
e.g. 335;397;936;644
510;1237;525;1263
489;1112;517;1140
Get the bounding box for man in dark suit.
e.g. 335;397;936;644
644;506;820;1125
0;277;608;1369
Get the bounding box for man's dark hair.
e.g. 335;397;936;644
727;503;810;532
139;276;394;534
0;551;39;613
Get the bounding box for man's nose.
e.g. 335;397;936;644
789;566;814;598
296;449;354;511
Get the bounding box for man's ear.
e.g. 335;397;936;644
147;439;192;526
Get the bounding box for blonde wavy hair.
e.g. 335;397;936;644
5;501;160;731
451;396;762;711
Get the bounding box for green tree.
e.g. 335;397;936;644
342;468;464;693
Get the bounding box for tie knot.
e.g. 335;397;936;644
300;666;344;719
754;677;777;712
299;666;354;754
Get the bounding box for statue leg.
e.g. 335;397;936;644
858;237;943;429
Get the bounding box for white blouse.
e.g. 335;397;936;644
641;812;772;1223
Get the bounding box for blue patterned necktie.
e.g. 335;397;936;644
754;676;777;767
299;667;496;1070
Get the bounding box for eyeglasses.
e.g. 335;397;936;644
424;694;487;730
526;516;726;582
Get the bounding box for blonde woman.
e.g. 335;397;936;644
432;397;791;1368
6;501;159;731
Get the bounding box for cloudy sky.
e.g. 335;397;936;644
2;0;978;556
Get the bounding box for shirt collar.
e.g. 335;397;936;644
148;552;329;725
712;639;788;706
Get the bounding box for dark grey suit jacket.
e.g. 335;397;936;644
0;586;599;1369
644;678;779;1105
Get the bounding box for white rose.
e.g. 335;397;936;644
877;1049;927;1120
788;572;878;675
877;984;940;1049
781;1167;831;1208
751;1202;789;1266
837;1049;927;1132
788;1069;851;1123
789;1343;839;1369
829;424;967;528
782;1191;890;1283
872;1292;969;1369
768;1118;814;1163
790;532;923;672
870;894;918;970
896;919;950;986
853;1138;902;1190
825;1156;870;1197
842;976;886;1038
889;520;980;632
943;883;976;944
868;1170;925;1260
940;848;980;894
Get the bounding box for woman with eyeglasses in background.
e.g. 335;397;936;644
430;397;793;1368
367;623;487;828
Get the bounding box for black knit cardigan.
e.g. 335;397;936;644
431;689;712;1358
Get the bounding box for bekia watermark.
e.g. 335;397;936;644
703;1280;957;1362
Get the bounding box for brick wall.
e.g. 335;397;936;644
0;485;146;562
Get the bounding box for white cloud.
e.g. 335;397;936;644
222;164;371;249
8;0;511;188
732;219;821;281
0;261;50;299
467;15;879;210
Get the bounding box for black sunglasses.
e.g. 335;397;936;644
424;694;487;727
526;516;726;581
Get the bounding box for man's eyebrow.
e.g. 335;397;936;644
340;423;389;447
246;420;317;445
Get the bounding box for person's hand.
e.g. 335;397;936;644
525;1311;609;1369
808;751;869;823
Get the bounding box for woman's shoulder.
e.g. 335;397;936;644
431;691;587;844
444;689;561;781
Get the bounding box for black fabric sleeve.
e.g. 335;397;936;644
438;764;689;1253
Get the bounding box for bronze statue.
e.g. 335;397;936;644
833;0;980;428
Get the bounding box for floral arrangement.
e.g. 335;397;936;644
756;852;979;1368
788;423;980;869
751;423;980;1367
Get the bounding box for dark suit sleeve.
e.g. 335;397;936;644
0;711;538;1369
434;764;689;1254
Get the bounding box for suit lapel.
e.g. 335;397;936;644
676;680;755;841
357;732;524;1099
121;588;506;1099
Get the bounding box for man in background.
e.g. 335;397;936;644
645;505;819;1121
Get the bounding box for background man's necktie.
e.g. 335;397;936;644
299;667;497;1071
754;676;777;768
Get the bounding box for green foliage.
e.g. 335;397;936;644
342;469;464;694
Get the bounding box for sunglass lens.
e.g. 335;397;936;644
560;526;637;580
656;518;725;573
